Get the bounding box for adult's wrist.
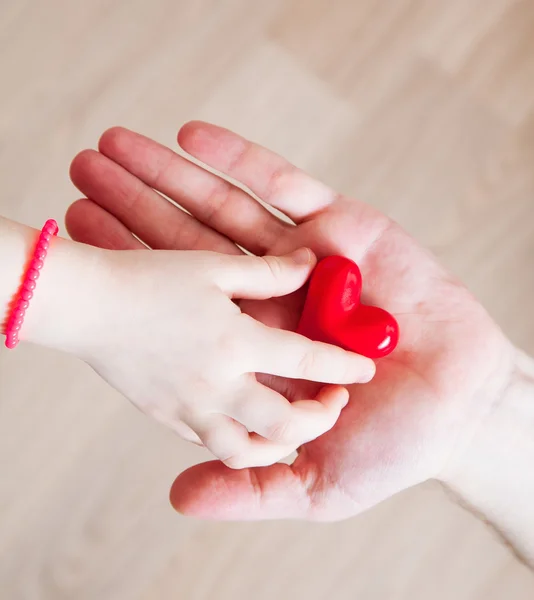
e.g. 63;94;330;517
440;348;534;565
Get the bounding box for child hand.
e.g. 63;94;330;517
32;242;375;468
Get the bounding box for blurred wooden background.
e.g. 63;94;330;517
1;0;534;598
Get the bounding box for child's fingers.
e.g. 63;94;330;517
184;413;294;469
212;249;317;299
227;382;349;446
245;321;376;384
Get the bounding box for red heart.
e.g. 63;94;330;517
297;256;399;359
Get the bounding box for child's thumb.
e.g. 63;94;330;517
216;248;317;300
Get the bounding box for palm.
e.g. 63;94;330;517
238;203;509;516
66;123;512;520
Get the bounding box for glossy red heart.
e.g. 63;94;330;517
297;256;399;359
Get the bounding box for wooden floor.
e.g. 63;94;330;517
1;0;534;598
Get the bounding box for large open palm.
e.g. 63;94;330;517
66;123;513;521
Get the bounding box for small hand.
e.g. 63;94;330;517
75;246;374;470
66;123;514;521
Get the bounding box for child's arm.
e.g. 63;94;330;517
1;215;375;468
0;216;103;352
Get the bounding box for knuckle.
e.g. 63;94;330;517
259;255;283;280
203;182;234;227
297;349;319;377
201;258;232;289
183;367;219;395
218;331;242;357
264;163;297;203
202;365;228;385
265;417;293;444
218;333;246;367
205;329;247;379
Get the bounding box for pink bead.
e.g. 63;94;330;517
44;222;58;236
5;336;18;349
4;219;57;351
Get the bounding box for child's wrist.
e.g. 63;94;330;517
17;234;112;356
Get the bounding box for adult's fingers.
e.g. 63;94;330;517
211;248;315;299
178;121;337;223
184;413;294;469
69;148;240;254
65;199;145;250
170;459;316;520
227;382;349;446
245;321;376;384
96;126;289;255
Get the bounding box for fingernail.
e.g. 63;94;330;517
291;248;312;265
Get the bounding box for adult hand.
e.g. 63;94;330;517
65;123;514;521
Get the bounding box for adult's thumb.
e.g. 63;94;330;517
170;460;313;520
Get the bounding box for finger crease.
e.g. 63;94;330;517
248;468;265;509
151;152;175;191
262;163;297;206
225;141;255;180
203;181;234;227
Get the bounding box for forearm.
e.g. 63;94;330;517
1;216;108;354
442;349;534;565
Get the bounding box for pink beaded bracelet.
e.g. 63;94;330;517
4;219;59;349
